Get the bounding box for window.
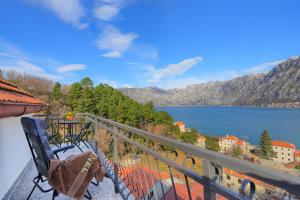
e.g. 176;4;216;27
288;158;290;161
226;175;231;180
238;179;242;184
227;183;231;188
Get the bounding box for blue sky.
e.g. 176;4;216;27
0;0;300;89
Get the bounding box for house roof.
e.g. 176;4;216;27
175;121;185;126
220;135;239;141
271;140;295;149
236;140;245;146
223;168;273;188
295;150;300;157
0;78;45;118
0;78;43;105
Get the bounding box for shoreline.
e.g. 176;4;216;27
155;104;300;109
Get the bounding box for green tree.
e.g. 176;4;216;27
181;128;199;144
80;77;93;89
66;82;82;110
205;135;220;152
50;82;62;101
259;129;275;159
232;145;242;158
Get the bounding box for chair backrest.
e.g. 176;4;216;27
78;122;92;138
21;117;55;177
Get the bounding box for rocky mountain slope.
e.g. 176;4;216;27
120;57;300;106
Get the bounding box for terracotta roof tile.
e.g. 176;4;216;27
220;135;239;141
271;140;295;149
223;168;273;188
295;150;300;157
0;78;44;105
175;121;185;126
236;140;245;146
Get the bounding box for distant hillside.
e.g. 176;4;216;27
120;56;300;106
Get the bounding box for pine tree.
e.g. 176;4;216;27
50;82;62;101
259;129;275;159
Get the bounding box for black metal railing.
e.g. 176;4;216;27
72;113;300;200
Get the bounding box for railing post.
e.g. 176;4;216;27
113;127;119;193
203;159;217;200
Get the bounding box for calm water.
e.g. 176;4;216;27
157;106;300;147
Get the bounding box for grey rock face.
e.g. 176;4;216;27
120;57;300;106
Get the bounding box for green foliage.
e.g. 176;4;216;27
181;128;199;144
259;129;275;159
67;82;82;111
232;145;242;158
205;135;220;152
65;78;177;137
50;82;62;101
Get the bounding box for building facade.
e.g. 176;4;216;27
174;121;186;133
271;141;295;164
0;78;45;199
219;135;246;153
195;135;206;148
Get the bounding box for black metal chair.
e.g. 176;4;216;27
20;117;79;200
65;122;92;152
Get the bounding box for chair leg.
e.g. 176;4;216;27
84;189;92;200
74;142;83;152
83;141;90;149
27;181;38;200
52;190;59;200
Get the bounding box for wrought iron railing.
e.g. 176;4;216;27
75;113;300;200
39;113;300;200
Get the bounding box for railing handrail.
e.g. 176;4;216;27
78;112;300;196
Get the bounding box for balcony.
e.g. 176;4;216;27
4;113;300;200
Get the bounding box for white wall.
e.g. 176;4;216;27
0;114;32;199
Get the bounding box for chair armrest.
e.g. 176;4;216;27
52;145;74;154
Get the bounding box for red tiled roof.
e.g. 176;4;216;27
163;182;227;200
223;168;273;188
220;135;239;141
236;140;245;146
175;121;185;126
271;140;295;149
0;78;44;105
295;150;300;157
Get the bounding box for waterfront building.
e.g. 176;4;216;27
271;141;296;164
219;135;246;153
174;121;186;132
196;135;206;148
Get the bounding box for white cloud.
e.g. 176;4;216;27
146;56;203;83
56;64;86;73
94;4;120;21
243;60;284;74
102;50;122;58
30;0;87;29
1;60;61;80
93;0;129;21
96;25;138;58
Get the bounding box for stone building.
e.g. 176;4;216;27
219;135;246;153
271;140;295;164
174;121;186;133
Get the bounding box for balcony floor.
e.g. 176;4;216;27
7;143;123;200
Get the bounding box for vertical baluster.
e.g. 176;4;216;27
184;175;192;200
168;166;178;200
154;158;166;200
145;154;159;200
113;126;119;193
202;159;216;200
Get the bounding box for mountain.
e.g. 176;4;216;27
120;56;300;106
